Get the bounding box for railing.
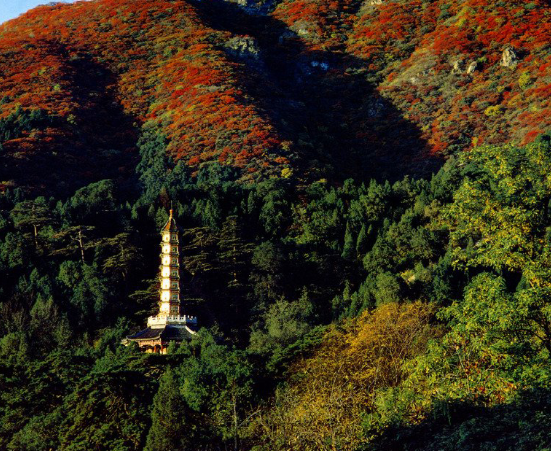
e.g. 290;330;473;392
147;315;198;328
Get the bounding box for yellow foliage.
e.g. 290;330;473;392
484;105;504;117
254;302;436;450
281;167;293;179
518;71;532;90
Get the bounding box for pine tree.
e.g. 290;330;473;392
356;224;369;255
218;216;252;289
145;368;190;451
11;197;56;250
341;223;355;260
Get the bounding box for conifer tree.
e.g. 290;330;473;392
356;224;369;255
145;368;190;451
11;198;56;250
218;216;252;289
341;223;356;260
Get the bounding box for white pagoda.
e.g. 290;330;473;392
127;209;197;353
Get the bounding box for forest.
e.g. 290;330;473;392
2;126;551;449
1;0;551;449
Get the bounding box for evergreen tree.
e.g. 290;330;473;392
51;225;96;264
218;216;252;289
11;198;56;250
356;224;369;255
145;368;190;451
250;241;285;305
59;352;152;450
341;222;356;260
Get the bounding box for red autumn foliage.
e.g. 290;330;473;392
339;0;551;154
275;0;551;155
1;0;551;191
0;0;287;187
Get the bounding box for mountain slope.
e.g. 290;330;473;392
0;0;287;192
276;0;551;153
0;0;550;194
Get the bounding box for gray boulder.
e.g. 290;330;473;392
501;47;519;68
452;59;464;74
466;61;478;74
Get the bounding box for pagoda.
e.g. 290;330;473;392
126;209;197;353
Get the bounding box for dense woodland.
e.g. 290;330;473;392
1;0;551;450
2;130;551;449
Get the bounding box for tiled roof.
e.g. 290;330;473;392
162;210;178;232
127;324;196;341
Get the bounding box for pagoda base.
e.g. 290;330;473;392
125;321;198;353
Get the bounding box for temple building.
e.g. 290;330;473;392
126;209;197;353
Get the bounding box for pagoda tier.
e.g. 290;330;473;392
159;219;180;317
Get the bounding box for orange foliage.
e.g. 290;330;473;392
1;0;550;185
342;0;551;154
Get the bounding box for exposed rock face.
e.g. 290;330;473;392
310;60;329;71
501;47;519;68
452;59;464;74
409;67;434;85
229;0;248;6
279;29;297;44
366;97;385;118
452;59;478;75
466;61;478;74
359;0;383;14
292;20;315;37
296;57;331;78
222;0;276;16
225;35;261;60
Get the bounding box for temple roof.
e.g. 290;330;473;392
127;324;197;342
162;209;178;232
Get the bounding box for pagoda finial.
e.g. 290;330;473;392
169;203;173;220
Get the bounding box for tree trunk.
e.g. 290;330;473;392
33;223;38;249
78;227;85;264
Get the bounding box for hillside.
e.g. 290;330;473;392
0;0;287;193
275;0;551;153
1;0;549;194
1;1;551;450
